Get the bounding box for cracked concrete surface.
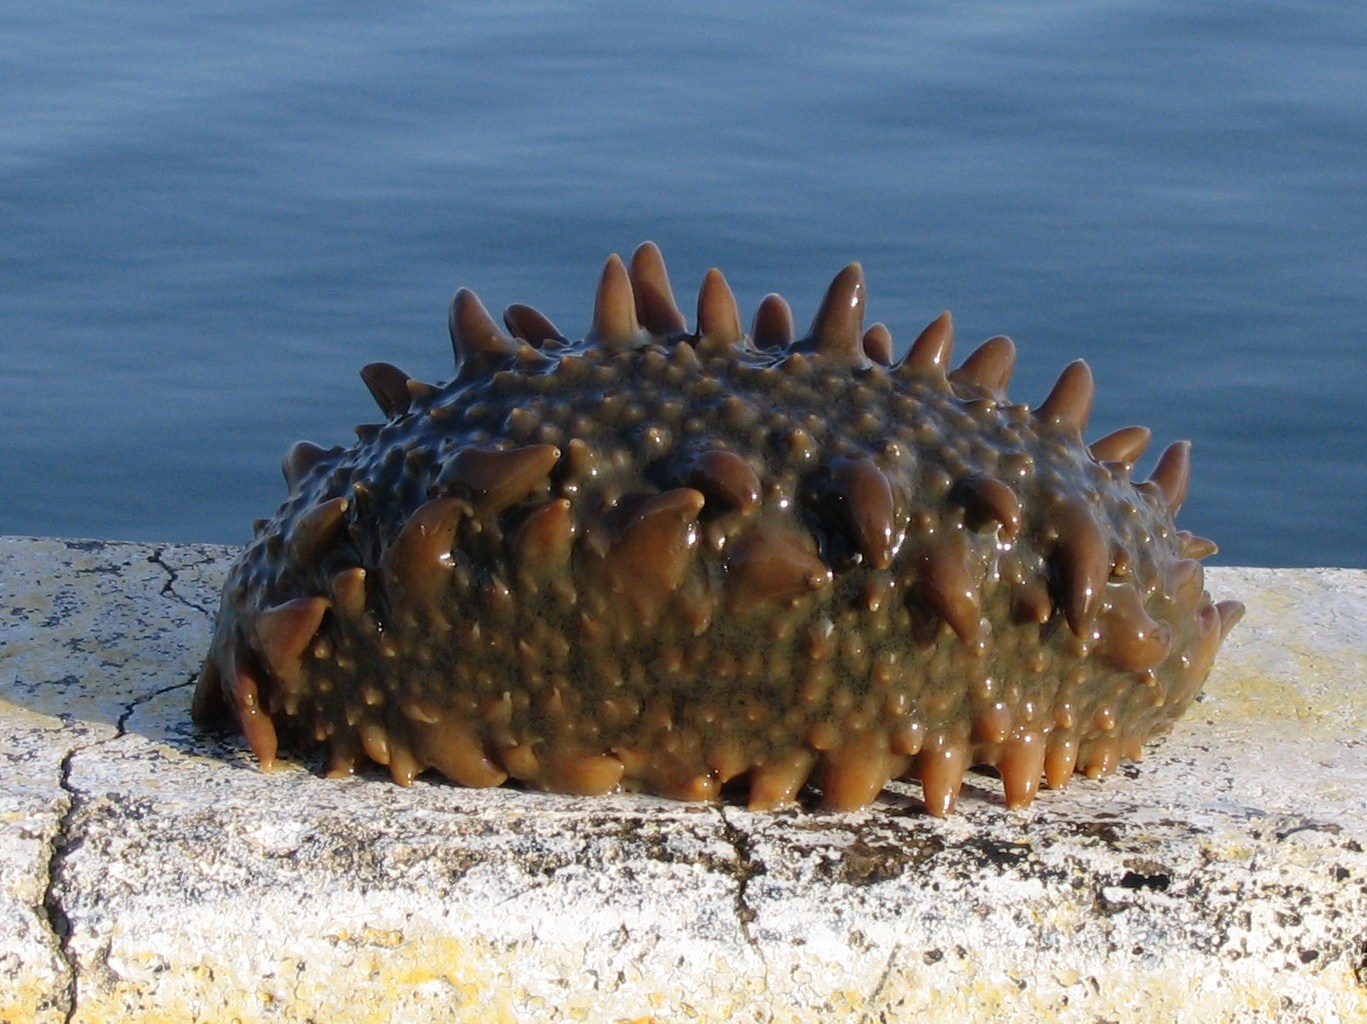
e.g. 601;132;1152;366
2;537;1366;1023
2;538;227;1024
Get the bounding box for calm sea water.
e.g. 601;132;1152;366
2;2;1363;567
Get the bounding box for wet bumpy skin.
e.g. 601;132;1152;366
194;243;1244;816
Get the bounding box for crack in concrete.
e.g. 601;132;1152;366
716;806;772;993
23;544;216;1022
28;677;198;1022
41;739;80;1024
116;675;199;737
858;942;902;1024
147;546;215;618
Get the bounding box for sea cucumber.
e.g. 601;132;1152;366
193;243;1243;815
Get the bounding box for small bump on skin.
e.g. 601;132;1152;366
194;243;1242;816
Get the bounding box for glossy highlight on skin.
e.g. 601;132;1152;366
194;243;1244;815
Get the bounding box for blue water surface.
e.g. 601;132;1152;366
1;1;1364;566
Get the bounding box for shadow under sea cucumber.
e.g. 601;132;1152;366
193;243;1244;816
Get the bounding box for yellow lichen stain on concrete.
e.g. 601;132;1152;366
864;952;1367;1024
64;934;500;1024
1206;657;1367;736
0;698;63;727
1;983;69;1024
29;925;767;1024
322;925;405;949
6;920;1367;1024
1196;575;1367;736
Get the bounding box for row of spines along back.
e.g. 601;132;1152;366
350;240;1200;521
271;237;1220;670
418;241;1106;424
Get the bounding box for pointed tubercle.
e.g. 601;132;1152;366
588;253;644;348
359;362;413;419
695;267;744;350
898;311;954;377
1034;360;1094;437
751;293;795;348
449;288;518;374
629;242;687;336
1146;440;1192;514
803;262;866;362
503;303;564;346
949;336;1016;396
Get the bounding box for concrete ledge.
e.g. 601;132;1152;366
2;536;1365;1023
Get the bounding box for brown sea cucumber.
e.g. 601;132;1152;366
193;243;1243;815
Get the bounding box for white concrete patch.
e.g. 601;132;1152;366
1;537;1364;1023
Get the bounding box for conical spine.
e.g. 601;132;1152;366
801;263;866;363
953;473;1021;537
897;311;953;377
919;535;981;644
725;527;831;607
1089;425;1150;464
630;241;687;336
861;323;894;365
1052;503;1109;635
449;288;519;375
503;303;564;346
695;268;744;352
359;362;413;419
829;457;899;570
286;496;349;566
513;498;575;575
282;440;329;494
1146;440;1192;513
685;449;761;513
443;443;561;512
1034;360;1094;437
949;336;1016;396
751;293;794;348
379;497;467;612
588;253;645;348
